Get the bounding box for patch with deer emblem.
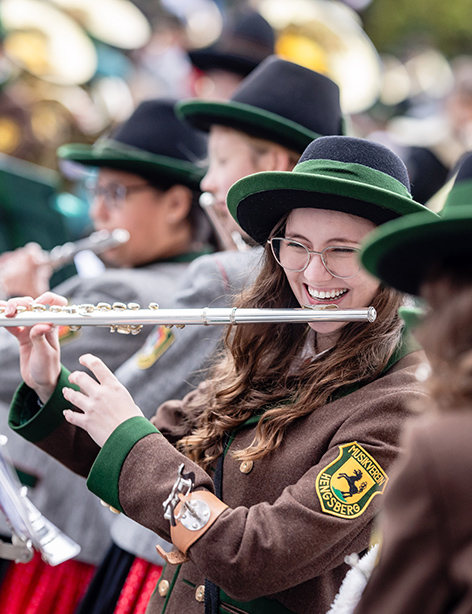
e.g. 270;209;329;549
315;442;388;518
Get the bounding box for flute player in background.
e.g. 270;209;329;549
4;135;434;614
0;98;216;614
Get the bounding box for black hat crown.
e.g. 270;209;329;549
298;136;411;191
188;8;275;77
110;98;207;162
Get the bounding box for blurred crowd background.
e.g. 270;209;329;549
0;0;471;267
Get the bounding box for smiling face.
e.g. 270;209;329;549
283;208;380;335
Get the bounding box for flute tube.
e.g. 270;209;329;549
0;306;377;329
47;229;130;270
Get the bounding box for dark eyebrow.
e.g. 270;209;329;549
287;232;359;245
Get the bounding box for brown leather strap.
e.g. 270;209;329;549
170;490;228;555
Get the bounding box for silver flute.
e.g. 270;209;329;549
0;303;377;334
47;229;130;270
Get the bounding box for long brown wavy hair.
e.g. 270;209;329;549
417;259;472;412
178;234;405;470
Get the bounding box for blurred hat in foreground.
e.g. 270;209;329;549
359;154;472;296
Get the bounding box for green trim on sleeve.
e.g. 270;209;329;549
8;367;77;443
86;416;160;513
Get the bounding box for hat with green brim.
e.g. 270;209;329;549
176;56;344;154
226;135;434;245
361;152;472;296
57;98;207;190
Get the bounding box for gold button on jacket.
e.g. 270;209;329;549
158;579;170;597
239;460;254;474
195;585;205;602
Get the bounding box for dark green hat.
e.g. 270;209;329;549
360;153;472;296
57;98;207;190
176;55;344;154
226;135;433;245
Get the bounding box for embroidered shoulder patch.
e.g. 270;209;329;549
315;442;388;519
135;325;175;369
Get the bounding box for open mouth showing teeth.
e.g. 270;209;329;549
307;287;348;300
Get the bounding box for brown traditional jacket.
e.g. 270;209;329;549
9;350;426;614
354;411;472;614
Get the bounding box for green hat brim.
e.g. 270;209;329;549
361;206;472;296
227;161;433;245
57;142;205;190
175;99;320;153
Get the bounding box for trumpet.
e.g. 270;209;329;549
199;193;249;252
0;302;377;335
47;229;130;270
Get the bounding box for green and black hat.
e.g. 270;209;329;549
57;98;207;190
176;55;344;154
226;135;434;245
360;153;472;296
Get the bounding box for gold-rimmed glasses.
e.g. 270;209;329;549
268;237;361;279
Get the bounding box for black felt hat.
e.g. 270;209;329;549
227;136;435;245
57;99;207;190
188;8;275;78
177;56;344;154
361;152;472;296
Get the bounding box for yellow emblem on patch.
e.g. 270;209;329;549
135;325;175;369
315;442;388;519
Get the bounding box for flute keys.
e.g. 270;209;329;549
78;304;95;313
97;302;111;310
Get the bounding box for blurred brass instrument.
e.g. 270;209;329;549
252;0;382;114
0;302;377;335
199;192;249;252
47;228;130;271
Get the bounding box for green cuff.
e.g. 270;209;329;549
8;367;78;443
87;416;159;513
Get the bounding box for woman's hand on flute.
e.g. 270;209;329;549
63;353;145;448
3;292;66;403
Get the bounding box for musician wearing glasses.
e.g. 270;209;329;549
0;99;217;613
58;55;348;614
4;136;435;614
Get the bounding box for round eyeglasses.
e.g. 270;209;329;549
268;237;361;279
85;180;154;211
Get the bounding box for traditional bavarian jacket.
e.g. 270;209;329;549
8;348;426;614
354;411;472;614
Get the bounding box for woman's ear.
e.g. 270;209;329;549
162;185;193;225
259;146;298;172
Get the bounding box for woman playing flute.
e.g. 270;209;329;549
4;136;435;614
